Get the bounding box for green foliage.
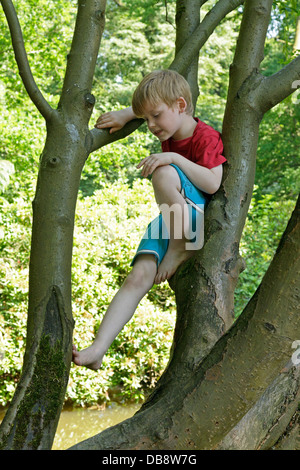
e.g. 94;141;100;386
0;191;34;406
0;160;15;193
0;0;76;109
256;37;300;201
197;9;241;131
256;99;300;199
271;0;299;60
92;0;176;110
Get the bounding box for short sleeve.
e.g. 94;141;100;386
193;130;226;169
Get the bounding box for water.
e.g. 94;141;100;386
0;402;141;450
53;403;140;450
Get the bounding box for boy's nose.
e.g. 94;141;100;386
147;119;155;130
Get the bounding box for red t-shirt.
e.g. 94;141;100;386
161;118;226;169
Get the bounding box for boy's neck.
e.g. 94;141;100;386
172;114;197;141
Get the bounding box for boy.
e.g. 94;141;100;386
72;69;226;370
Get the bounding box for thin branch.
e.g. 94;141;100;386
254;53;300;113
164;0;175;28
1;0;53;121
169;0;244;75
294;16;300;51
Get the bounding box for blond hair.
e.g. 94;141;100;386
132;70;194;117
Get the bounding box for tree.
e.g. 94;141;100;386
0;0;299;450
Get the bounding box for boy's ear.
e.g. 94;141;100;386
177;97;187;113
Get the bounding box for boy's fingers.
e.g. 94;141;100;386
95;114;113;128
137;156;159;176
95;121;117;131
136;158;147;168
97;119;110;126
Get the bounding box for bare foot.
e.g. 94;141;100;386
72;344;103;370
154;246;194;284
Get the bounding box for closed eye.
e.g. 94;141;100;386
143;111;160;121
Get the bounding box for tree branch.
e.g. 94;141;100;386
60;0;106;106
169;0;244;75
254;53;300;113
226;0;273;104
216;361;300;450
0;0;53;121
89;118;144;153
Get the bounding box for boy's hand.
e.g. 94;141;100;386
94;111;126;133
95;107;136;134
137;153;176;178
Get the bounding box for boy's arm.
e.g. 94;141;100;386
95;106;136;134
138;152;223;195
172;153;223;195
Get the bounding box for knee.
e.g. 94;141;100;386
123;269;142;290
152;165;171;184
124;259;156;290
152;165;180;191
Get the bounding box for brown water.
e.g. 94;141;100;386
0;403;141;450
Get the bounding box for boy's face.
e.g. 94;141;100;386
141;100;185;142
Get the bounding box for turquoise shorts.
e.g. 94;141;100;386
131;164;208;266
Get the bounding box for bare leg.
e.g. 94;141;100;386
73;254;157;370
152;165;194;284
